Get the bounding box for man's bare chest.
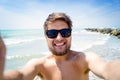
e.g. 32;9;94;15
39;61;89;80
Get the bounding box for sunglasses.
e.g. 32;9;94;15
46;28;72;38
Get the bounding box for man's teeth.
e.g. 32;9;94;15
55;43;64;46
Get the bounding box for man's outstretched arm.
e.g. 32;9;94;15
85;52;120;80
0;37;6;80
3;70;23;80
103;59;120;80
0;37;23;80
3;59;39;80
0;37;38;80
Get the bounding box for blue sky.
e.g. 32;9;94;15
0;0;120;29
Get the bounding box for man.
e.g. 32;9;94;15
0;12;120;80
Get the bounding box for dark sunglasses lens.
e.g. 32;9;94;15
46;28;72;38
60;29;71;37
46;30;58;38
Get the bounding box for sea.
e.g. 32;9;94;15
0;27;120;80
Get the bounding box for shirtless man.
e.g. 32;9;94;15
0;12;120;80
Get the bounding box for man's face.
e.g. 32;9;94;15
45;20;72;56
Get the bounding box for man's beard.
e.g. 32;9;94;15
49;44;71;56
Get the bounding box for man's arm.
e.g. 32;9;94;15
103;59;120;80
0;37;39;80
3;59;39;80
0;37;6;80
3;70;23;80
85;52;120;79
0;37;23;80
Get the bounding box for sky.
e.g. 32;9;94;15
0;0;120;29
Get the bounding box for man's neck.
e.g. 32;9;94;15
52;50;71;62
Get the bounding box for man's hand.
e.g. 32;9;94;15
0;37;6;80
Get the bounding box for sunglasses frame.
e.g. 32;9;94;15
46;28;72;38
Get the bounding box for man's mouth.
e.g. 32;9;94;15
54;42;66;47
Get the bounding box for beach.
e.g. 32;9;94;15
0;28;120;80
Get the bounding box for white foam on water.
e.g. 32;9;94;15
71;30;110;51
7;54;30;60
3;37;45;46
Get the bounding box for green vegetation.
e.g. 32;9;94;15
85;28;120;39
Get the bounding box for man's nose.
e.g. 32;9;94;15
56;33;63;40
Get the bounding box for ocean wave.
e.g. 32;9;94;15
6;53;46;60
93;36;110;45
72;40;108;51
72;32;110;51
7;54;30;60
3;37;45;46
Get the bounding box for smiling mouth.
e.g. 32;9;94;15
54;42;66;47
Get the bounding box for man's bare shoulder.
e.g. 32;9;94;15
83;51;96;55
70;50;86;59
70;51;101;64
70;50;89;72
83;51;102;61
68;50;88;63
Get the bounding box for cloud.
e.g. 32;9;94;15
0;2;46;29
0;0;120;29
70;2;120;28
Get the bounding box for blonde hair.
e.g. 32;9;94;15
43;12;72;32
